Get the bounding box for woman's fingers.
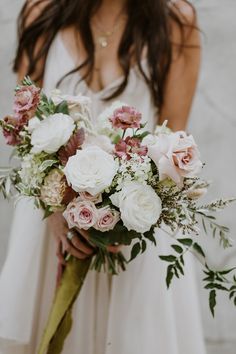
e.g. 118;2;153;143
62;235;90;260
56;240;66;265
107;245;122;254
71;234;95;255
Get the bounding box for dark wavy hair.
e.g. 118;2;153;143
14;0;196;108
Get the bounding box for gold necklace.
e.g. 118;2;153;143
93;11;125;49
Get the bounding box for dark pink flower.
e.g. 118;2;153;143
109;106;142;130
14;85;40;116
115;136;148;160
2;116;23;146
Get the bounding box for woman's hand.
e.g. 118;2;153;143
48;212;122;264
48;212;95;264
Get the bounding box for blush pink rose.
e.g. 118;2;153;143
109;106;142;130
14;85;40;116
63;198;98;230
147;131;202;186
79;191;103;204
115;136;148;160
94;206;120;232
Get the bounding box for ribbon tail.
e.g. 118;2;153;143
37;257;91;354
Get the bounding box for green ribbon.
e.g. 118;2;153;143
38;257;91;354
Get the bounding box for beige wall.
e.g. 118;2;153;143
0;1;236;353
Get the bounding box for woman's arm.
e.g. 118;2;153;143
159;0;201;131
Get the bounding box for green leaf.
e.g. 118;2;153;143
39;159;58;172
166;265;174;288
202;218;207;233
130;242;141;262
113;135;122;144
205;283;228;291
193;243;205;257
141;240;147;253
171;244;183;254
90;223;140;247
159;255;176;263
180;255;185;266
175;260;184;276
135;131;150;141
209;289;216;317
177;238;193;247
55;101;69;115
219;268;236;275
144;229;157;246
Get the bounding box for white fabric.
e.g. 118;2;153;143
0;33;206;354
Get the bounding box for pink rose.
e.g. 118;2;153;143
94;206;120;232
115;136;148;160
14;85;40;116
79;191;103;204
109;106;142;130
147;131;202;186
63;198;98;230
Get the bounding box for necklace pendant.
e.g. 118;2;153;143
98;36;108;48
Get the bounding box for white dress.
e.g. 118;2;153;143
0;34;206;354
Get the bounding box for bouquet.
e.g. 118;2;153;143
1;77;236;354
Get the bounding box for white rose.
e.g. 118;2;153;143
64;146;118;195
31;113;75;154
110;181;162;233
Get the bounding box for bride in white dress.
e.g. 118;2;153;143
0;0;206;353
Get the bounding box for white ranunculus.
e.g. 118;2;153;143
64;146;118;195
110;181;162;233
31;113;75;154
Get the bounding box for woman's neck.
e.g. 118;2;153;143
97;0;127;20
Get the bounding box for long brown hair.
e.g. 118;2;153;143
14;0;196;108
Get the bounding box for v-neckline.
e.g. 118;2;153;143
57;32;147;97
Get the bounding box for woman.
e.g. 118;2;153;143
0;0;206;353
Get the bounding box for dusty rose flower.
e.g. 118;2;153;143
94;206;120;232
115;136;148;160
79;191;102;204
14;85;40;116
147;131;202;186
3;127;21;146
2;115;25;146
109;106;142;130
63;198;98;230
40;169;68;207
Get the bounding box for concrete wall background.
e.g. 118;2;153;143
0;1;236;353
